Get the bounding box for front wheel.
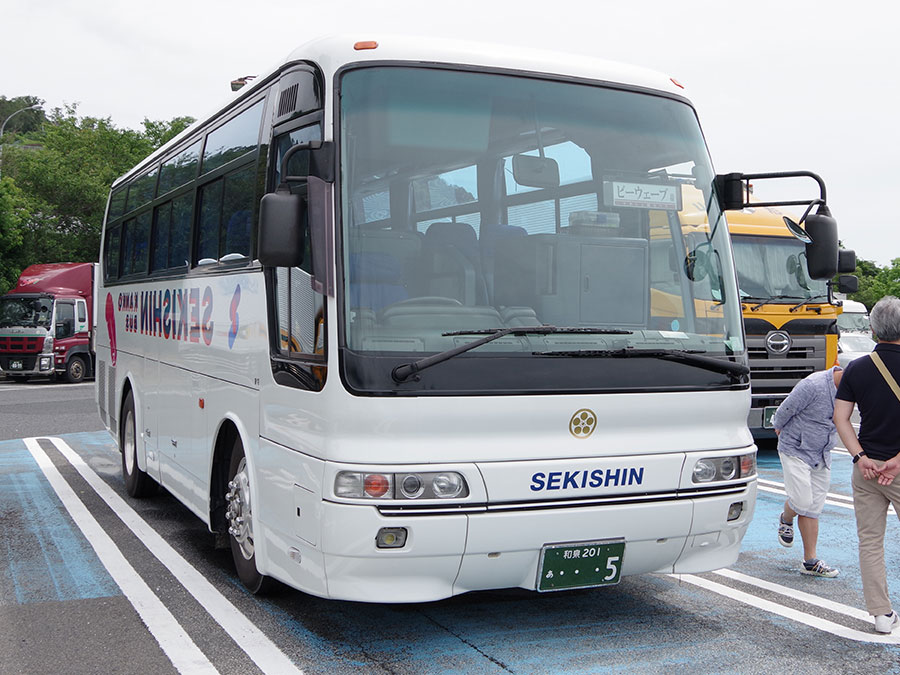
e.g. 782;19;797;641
225;437;273;594
66;355;86;383
120;390;157;497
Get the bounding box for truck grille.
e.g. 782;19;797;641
0;335;44;354
747;334;826;407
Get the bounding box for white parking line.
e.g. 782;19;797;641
24;438;219;675
672;572;900;644
757;478;894;514
31;436;303;675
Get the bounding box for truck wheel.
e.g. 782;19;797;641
120;390;157;498
66;356;86;383
225;437;274;594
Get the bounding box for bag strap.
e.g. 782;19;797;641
870;351;900;404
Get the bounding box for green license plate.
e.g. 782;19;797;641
9;360;22;370
763;406;778;428
537;539;625;592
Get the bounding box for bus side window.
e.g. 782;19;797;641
271;123;326;389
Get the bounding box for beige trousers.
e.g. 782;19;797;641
852;462;900;616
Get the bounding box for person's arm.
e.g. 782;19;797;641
772;379;812;432
834;398;881;481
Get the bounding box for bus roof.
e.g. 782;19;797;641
111;34;688;189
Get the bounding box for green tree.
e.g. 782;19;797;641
3;104;195;264
0;177;31;294
0;96;46;136
851;257;890;310
142;116;194;148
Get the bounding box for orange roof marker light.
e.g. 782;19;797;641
670;77;685;89
354;40;379;51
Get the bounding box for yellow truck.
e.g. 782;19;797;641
726;204;856;438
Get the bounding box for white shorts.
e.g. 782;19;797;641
779;452;831;518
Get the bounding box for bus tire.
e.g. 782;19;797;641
121;390;158;498
226;437;273;594
66;355;86;383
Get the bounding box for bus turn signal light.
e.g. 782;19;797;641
354;41;378;50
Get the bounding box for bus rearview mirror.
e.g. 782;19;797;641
258;187;306;268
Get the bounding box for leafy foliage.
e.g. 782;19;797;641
0;96;46;135
0;177;31;294
0;102;195;277
851;257;900;310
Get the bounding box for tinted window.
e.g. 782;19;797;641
126;167;159;213
55;301;75;339
159;140;201;195
202;100;264;174
222;166;255;259
151;202;173;273
273;124;322;184
170;193;192;269
108;187;127;221
121;211;151;276
105;226;121;280
196;165;255;264
197;180;224;264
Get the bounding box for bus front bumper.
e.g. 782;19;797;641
310;481;756;603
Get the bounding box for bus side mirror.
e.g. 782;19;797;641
802;206;839;280
714;172;745;211
258;185;306;267
837;275;859;294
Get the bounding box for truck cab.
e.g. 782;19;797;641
0;263;96;383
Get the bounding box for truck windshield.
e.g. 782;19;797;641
0;296;53;329
731;234;828;302
339;66;744;394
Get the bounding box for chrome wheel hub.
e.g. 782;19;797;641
123;410;135;475
225;458;254;560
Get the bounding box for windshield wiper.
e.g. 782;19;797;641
790;295;828;312
742;294;806;312
532;347;750;380
391;326;633;383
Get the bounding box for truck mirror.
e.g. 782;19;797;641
714;172;745;211
837;248;857;274
783;216;812;244
803;206;839;280
258;185;307;268
837;274;859;294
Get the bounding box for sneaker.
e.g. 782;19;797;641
875;611;900;634
801;559;839;578
778;516;794;547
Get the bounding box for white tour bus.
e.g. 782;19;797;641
96;35;841;602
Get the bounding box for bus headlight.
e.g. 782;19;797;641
692;452;756;483
334;471;469;500
432;472;465;498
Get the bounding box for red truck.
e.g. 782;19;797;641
0;263;98;383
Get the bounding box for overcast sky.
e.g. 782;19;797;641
4;0;898;265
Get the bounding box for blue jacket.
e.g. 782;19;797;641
772;366;841;469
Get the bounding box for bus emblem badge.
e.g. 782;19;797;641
569;409;597;438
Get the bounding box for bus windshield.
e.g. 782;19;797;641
731;234;828;302
339;66;744;393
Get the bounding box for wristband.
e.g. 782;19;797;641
852;451;867;464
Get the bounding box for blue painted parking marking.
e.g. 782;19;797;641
0;438;119;605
